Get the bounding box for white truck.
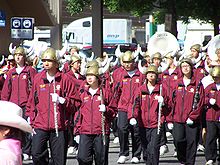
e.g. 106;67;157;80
63;17;132;45
152;19;214;51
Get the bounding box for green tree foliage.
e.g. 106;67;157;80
66;0;220;36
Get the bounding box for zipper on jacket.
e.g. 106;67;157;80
48;83;51;130
181;87;186;122
91;95;94;134
147;95;151;127
18;74;20;106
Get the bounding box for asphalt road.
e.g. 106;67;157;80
23;134;213;165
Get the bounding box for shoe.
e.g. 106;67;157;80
117;156;129;164
67;146;78;155
113;137;119;144
166;132;172;138
173;151;177;157
206;160;214;165
160;145;169;156
130;157;140;164
197;144;205;152
23;154;30;161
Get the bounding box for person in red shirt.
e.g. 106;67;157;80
204;66;220;165
1;47;37;159
26;47;81;165
132;65;169;165
77;65;117;165
116;51;145;164
171;58;204;165
66;55;85;155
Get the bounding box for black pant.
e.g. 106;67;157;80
32;129;68;165
117;111;142;158
160;122;167;146
77;134;110;165
205;121;220;162
173;122;199;165
112;117;118;137
140;127;161;165
22;107;32;155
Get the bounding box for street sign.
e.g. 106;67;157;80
0;10;6;27
11;17;34;39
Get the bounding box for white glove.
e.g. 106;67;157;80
74;135;80;144
99;104;106;112
32;128;37;136
129;118;137;125
186;118;194;125
27;117;31;124
209;98;216;105
155;95;164;103
167;123;174;130
50;93;66;104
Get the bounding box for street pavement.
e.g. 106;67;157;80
23;134;210;165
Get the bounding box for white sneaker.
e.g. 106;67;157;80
160;145;169;156
117;156;129;164
67;146;74;154
130;157;140;164
113;137;119;144
197;144;205;152
206;160;214;165
173;151;177;157
67;146;78;155
23;154;30;161
166;132;172;138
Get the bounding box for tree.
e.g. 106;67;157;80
66;0;220;36
187;0;220;35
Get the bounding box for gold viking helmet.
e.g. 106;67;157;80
180;58;194;68
86;66;99;77
14;47;26;56
41;48;57;62
121;51;134;62
70;55;81;64
164;52;174;60
86;60;99;68
152;52;162;61
190;44;201;52
146;65;158;75
210;66;220;78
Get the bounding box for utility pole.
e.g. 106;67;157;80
92;0;103;58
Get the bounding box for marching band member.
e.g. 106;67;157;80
26;48;81;165
204;66;220;165
1;47;37;160
151;52;163;73
77;65;117;165
116;51;145;164
190;44;208;80
171;58;204;165
160;52;181;156
66;55;85;155
132;65;170;165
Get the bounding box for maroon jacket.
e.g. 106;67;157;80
132;82;170;128
117;69;145;113
112;66;125;83
66;70;85;91
1;66;37;107
0;74;5;99
78;84;117;135
204;83;220;122
171;76;204;123
26;70;81;131
194;60;208;81
161;67;181;122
